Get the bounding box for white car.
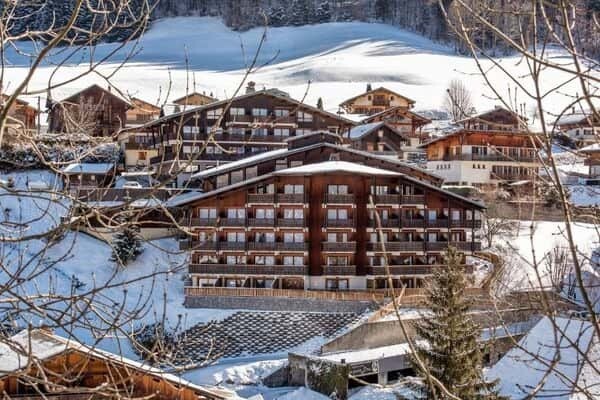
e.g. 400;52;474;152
122;181;142;189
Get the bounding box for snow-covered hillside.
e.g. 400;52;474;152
3;17;590;124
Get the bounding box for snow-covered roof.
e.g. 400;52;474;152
579;143;600;153
0;329;236;399
62;163;115;175
318;342;416;364
486;316;600;399
556;112;593;126
348;122;385;139
190;148;289;180
340;86;415;107
165;190;206;207
274;161;402;177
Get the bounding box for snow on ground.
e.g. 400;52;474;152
495;220;598;291
567;185;600;206
2;17;592;124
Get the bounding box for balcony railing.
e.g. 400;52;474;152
184;287;385;302
218;242;247;251
248;218;275;227
247;193;275;204
247;242;277;251
326;194;355;204
326;219;355;228
277;193;306;203
276;242;308;251
368;242;426;252
367;265;437;275
426;242;482;252
195;218;218;227
189;264;308;275
375;194;401;204
220;218;247;227
401;219;425;228
277;218;305;227
323;265;357;276
322;242;357;252
402;195;425;204
434;153;537;163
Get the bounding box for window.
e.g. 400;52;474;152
295;128;312;136
283;208;303;219
255;208;275;219
197;231;215;243
327;232;348;242
138;151;147;161
283;256;304;266
428;210;437;221
370;232;387;243
255;232;275;242
297;111;313;122
183;125;200;134
274;128;290;136
230;127;245;135
252;108;268;116
252;128;268;136
216;175;228;188
255;255;275;265
284;232;304;243
327;209;348;220
275;109;290;117
226;255;246;264
371;185;388;195
328;185;348;195
326;279;348;290
227;208;245;219
452;210;461;220
256;183;274;194
199;208;217;219
327;256;348;266
230;107;245;116
246;166;258;179
226;232;245;242
206;108;222;119
284;184;304;194
275;160;288;171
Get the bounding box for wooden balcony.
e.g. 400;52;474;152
188;241;219;251
323;265;357;276
277;218;305;227
248;218;275;227
196;218;218;227
247;193;275;204
322;242;357;252
184;287;385;302
247;242;277;251
400;219;425;228
401;195;425;204
220;218;246;227
375;194;401;204
368;242;425;252
189;264;308;275
451;219;482;229
436;153;537;163
277;193;306;203
326;193;355;204
426;219;452;228
369;218;400;229
276;242;308;251
426;242;482;252
367;265;437;275
218;242;247;251
326;219;355;228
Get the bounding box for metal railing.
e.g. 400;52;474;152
189;264;308;275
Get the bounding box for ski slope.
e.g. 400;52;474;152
2;17;591;124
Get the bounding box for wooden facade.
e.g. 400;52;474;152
48;84;131;137
348;122;409;158
126;97;161;126
580;144;600;180
178;161;484;299
135;89;356;173
556;111;600;148
173;92;218;106
0;330;232;400
340;87;415;115
361;107;431;139
1;93;38;132
421;107;541;186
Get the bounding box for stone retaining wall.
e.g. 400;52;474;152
184;295;376;313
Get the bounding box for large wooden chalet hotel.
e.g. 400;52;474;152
167;138;483;307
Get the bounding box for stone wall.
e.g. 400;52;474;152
184;295;376;313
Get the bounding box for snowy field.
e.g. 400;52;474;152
3;17;593;123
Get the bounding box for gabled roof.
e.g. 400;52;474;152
58;84;132;108
556;111;600;127
455;106;527;125
62;162;115;175
418;128;540;149
348;121;409;142
362;106;431;124
274;160;402;176
579;143;600;153
131;97;161;112
141;89;357;129
172;91;218;104
0;93;38;111
168;159;484;209
0;329;235;399
340;87;416;107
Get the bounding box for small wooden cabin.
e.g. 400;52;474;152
340;87;415;115
1;93;39;131
348;121;409;157
172;92;218;107
126;97;161;126
61;162;116;190
48;84;132;137
0;329;234;400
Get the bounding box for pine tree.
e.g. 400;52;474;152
110;220;143;265
413;247;504;399
316;97;324;110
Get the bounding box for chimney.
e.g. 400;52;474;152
107;86;112;93
246;81;256;94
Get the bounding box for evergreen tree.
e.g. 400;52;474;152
315;1;331;23
110;219;143;265
413;247;504;399
316;97;323;110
